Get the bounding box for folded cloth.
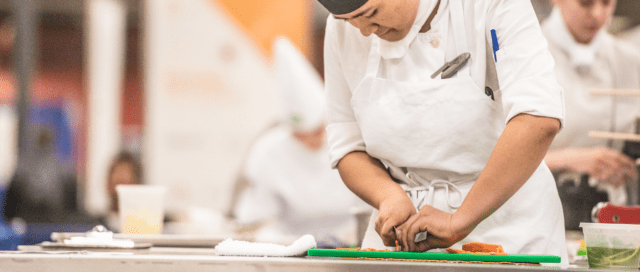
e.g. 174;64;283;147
215;234;316;257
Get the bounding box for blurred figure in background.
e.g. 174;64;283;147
620;24;640;51
542;0;640;229
101;151;143;232
4;128;79;223
232;38;364;248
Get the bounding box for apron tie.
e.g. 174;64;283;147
404;172;463;211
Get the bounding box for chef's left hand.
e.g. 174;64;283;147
395;205;469;252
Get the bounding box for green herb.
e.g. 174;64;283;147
587;247;640;268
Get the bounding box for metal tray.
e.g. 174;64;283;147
51;233;227;248
39;241;152;250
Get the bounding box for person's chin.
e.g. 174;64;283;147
580;27;601;43
377;29;408;42
580;32;598;44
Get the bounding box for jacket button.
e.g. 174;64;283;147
430;38;440;48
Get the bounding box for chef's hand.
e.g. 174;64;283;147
375;195;416;247
395;205;468;252
564;147;637;187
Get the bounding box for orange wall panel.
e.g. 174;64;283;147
212;0;312;58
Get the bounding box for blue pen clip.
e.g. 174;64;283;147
491;29;499;62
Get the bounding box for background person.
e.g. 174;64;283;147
101;151;143;232
4;128;78;223
542;0;640;229
3;127;100;245
232;38;364;247
619;25;640;51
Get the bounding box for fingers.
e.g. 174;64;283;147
395;226;404;251
612;152;637;181
374;215;392;245
604;171;625;187
375;197;417;247
596;166;626;187
397;206;461;252
396;214;420;252
591;149;638;187
613;151;636;169
375;212;409;247
413;239;431;252
374;215;383;236
397;207;432;252
380;220;399;246
405;215;430;252
413;236;455;252
595;163;617;184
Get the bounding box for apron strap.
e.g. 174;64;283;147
404;172;463;210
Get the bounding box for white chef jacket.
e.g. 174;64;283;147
234;124;363;245
619;26;640;53
324;0;565;169
324;0;568;263
544;24;640;152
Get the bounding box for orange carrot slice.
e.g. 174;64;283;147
462;242;505;254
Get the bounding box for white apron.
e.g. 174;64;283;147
352;0;568;264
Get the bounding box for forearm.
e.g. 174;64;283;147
545;149;572;172
337;151;408;210
545;146;638;185
453;114;561;234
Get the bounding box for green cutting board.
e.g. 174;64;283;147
307;249;561;264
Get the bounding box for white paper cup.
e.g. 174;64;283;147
116;185;167;234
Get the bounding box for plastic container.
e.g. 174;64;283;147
116;185;167;234
580;222;640;269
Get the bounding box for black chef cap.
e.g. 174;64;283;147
317;0;369;15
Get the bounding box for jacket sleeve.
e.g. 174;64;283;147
488;0;565;127
324;17;367;168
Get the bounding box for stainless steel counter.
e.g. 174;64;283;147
0;246;601;272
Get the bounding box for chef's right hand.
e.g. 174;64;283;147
566;147;638;187
375;195;415;247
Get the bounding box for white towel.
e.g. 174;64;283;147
215;234;316;257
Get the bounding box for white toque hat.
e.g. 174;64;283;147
274;37;326;133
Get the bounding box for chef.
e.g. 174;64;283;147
233;37;363;247
319;0;569;264
542;0;640;226
620;25;640;50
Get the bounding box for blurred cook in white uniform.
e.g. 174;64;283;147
320;0;568;264
543;0;640;207
234;37;364;247
619;25;640;50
